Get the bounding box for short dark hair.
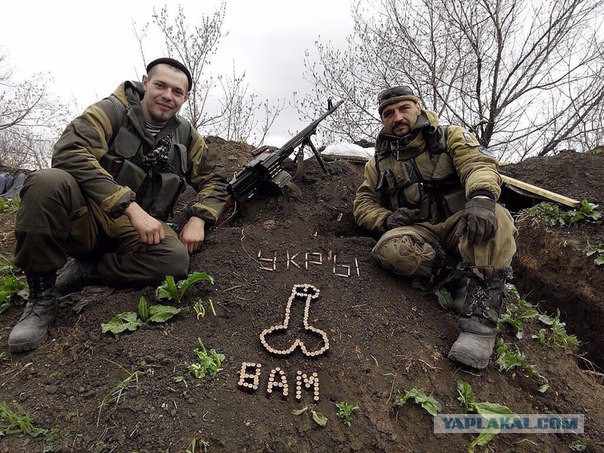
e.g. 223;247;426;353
146;57;193;91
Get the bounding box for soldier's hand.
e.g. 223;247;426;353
385;207;421;230
455;196;497;244
124;202;166;245
179;216;206;254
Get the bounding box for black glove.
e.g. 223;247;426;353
455;196;497;244
385;207;422;230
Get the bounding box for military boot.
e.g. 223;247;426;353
449;276;469;314
8;272;57;352
55;257;100;296
448;266;512;369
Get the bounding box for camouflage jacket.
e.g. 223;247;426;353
353;110;501;231
52;81;228;224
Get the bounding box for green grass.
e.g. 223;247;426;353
0;401;47;438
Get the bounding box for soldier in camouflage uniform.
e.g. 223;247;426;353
9;58;228;353
353;86;517;369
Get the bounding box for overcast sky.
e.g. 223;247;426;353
0;0;355;145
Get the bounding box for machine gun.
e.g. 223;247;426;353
227;99;343;201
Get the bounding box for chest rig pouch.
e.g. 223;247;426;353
100;113;187;221
375;126;466;224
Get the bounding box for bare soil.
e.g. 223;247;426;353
0;142;603;452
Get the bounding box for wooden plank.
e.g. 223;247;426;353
500;174;581;208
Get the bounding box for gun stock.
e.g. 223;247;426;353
227;99;344;201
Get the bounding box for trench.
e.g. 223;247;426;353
500;185;604;372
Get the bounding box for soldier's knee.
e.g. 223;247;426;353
21;169;78;203
151;238;190;282
24;168;74;192
372;231;436;277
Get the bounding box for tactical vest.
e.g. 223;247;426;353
99;96;189;221
375;125;467;224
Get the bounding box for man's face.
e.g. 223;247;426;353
380;100;422;137
141;64;190;126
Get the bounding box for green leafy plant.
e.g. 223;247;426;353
498;286;539;339
187;338;224;379
156;272;214;304
101;296;189;335
533;310;579;349
0;274;27;314
500;285;578;351
0;254;20;275
0;400;48;438
568;199;601;224
0;255;26;314
527;200;601;226
101;311;143;335
586;242;604;266
456;380;518;452
495;338;549;392
394;387;442;416
526;202;568;226
0;196;21;214
291;406;328;427
335;401;359;426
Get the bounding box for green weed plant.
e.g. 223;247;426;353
586;242;604;266
533;310;579;349
101;296;189;335
335;401;359;426
456;380;517;452
0;196;20;214
394;387;442;416
499;285;578;350
0;401;47;438
188;338;225;379
156;272;214;304
291;406;328;427
527;199;601;226
495;338;549;392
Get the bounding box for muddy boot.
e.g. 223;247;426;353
449;277;469;314
55;257;100;296
448;266;512;369
8;272;57;353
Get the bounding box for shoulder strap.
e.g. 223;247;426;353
427;124;449;155
106;96;128;150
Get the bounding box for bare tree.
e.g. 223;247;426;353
0;49;72;169
211;65;258;143
302;0;604;160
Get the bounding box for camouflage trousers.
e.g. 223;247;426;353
13;168;189;286
371;204;517;277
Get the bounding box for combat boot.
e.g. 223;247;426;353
8;272;57;352
448;266;512;369
449;276;469;314
55;257;100;296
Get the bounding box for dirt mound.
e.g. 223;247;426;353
0;145;603;452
